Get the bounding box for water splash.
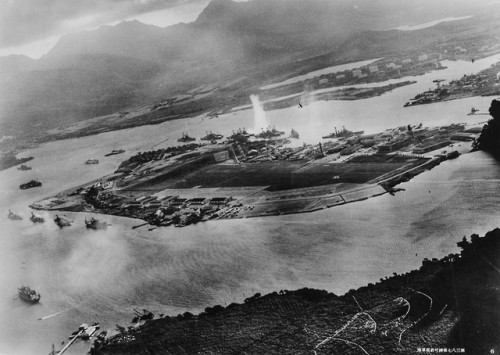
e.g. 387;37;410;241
300;83;316;107
250;95;268;133
299;84;322;141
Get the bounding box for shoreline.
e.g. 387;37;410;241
30;131;469;227
5;51;499;161
90;228;500;354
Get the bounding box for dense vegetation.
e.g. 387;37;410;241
476;99;500;157
91;229;500;354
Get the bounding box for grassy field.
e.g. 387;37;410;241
124;157;420;193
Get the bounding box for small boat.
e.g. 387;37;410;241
17;164;32;170
467;107;479;115
30;212;44;223
19;179;42;189
18;286;41;304
104;149;125;157
7;210;23;220
54;215;72;227
85;217;107;230
85;159;99;164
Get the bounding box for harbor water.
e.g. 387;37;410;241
0;54;500;354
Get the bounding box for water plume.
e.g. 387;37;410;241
300;83;316;107
299;84;322;141
250;95;268;133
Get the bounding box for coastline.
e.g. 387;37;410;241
2;5;500;355
4;50;500;160
30;130;471;227
90;228;500;354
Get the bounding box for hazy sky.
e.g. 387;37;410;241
0;0;236;58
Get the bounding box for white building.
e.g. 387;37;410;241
418;54;428;62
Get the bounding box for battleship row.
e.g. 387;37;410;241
29;120;482;229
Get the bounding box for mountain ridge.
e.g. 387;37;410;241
0;0;495;138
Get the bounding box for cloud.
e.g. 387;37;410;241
0;0;203;49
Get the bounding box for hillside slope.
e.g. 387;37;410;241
92;229;500;354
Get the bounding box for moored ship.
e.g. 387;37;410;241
30;212;45;223
255;126;285;139
54;215;72;227
228;128;251;143
201;131;224;141
17;164;32;170
322;126;363;139
7;210;23;220
467;107;479;115
18;286;41;304
177;133;196;142
104;149;125;157
19;179;42;189
85;217;107;230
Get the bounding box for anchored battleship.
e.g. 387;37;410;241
322;126;364;139
177;133;196;142
255;126;285;139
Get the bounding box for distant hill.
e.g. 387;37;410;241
44;0;387;66
0;0;493;136
44;0;482;65
0;55;35;82
0;54;161;134
46;21;171;64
